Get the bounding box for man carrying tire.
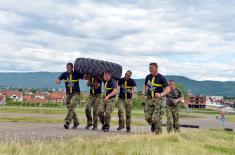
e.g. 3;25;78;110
166;80;184;133
142;63;171;134
56;63;84;129
85;76;102;130
98;71;118;132
117;70;137;132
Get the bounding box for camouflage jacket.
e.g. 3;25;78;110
166;88;182;107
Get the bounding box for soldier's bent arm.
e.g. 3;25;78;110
175;89;184;102
142;84;148;95
161;86;171;97
56;79;62;84
117;80;121;93
107;88;118;98
142;75;149;96
56;72;66;84
132;87;137;94
86;80;91;87
132;80;137;95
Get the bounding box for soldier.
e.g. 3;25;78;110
56;63;84;129
166;80;184;133
142;63;170;134
117;70;137;132
98;70;118;132
85;76;102;130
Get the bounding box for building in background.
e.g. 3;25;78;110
188;95;206;108
49;92;65;103
206;96;224;109
34;92;50;100
0;95;6;105
0;90;23;102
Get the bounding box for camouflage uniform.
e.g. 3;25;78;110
58;71;84;128
166;88;182;133
85;77;102;129
117;78;136;130
144;97;165;134
98;79;117;130
144;73;169;134
64;94;80;126
85;95;102;128
98;98;116;129
117;99;133;129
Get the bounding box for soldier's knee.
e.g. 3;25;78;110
68;110;75;115
118;109;124;115
144;115;151;122
85;107;90;113
85;103;90;108
93;108;98;114
97;110;102;115
97;107;103;113
106;110;111;115
126;113;131;118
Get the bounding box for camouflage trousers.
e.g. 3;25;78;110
144;97;164;134
166;105;180;133
85;95;102;128
98;98;116;129
64;94;80;126
117;98;133;129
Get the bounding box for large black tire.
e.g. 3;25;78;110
224;128;233;132
74;58;122;80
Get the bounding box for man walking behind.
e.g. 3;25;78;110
98;71;118;132
166;80;184;133
117;70;137;132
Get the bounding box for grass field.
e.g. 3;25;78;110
0;129;234;155
0;106;210;117
0;106;234;124
0;106;234;155
0;106;145;115
0;116;148;126
227;116;235;122
0;106;148;125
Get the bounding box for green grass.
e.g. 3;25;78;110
226;115;235;122
0;116;148;126
0;129;234;155
190;109;221;115
179;113;205;118
0;106;146;119
0;106;66;115
0;106;207;119
0;117;63;123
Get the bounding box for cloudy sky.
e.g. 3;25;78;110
0;0;235;81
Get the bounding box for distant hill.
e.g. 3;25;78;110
135;77;235;97
0;72;235;97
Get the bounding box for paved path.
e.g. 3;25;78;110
0;112;234;129
0;113;234;141
0;122;152;141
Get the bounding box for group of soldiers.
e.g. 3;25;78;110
56;62;183;134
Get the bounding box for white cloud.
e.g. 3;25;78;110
0;0;234;81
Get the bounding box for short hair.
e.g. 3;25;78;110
149;62;158;68
103;70;112;75
66;63;73;68
168;80;175;83
126;70;132;75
